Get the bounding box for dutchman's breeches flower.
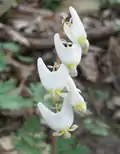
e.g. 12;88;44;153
67;76;87;114
63;6;89;53
54;33;81;77
37;57;69;101
37;90;78;138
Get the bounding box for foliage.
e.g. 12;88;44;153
0;52;7;71
0;80;33;109
0;42;34;67
87;88;109;100
100;0;120;8
16;55;34;63
13;116;47;154
56;137;89;154
27;83;55;108
27;83;46;103
43;0;61;10
13;115;89;154
84;118;109;136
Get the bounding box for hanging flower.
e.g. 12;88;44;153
37;92;78;138
67;76;87;114
37;57;69;101
63;6;89;53
54;33;81;77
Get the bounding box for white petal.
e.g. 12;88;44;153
59;92;67;98
74;101;87;113
64;131;71;138
67;66;78;77
37;94;73;131
69;6;87;38
41;118;47;125
37;102;55;130
44;94;51;100
67;76;86;108
37;57;50;80
54;33;81;64
66;85;70;91
53;131;62;137
69;124;78;131
39;63;68;90
67;76;77;91
46;64;68;90
81;39;89;53
37;57;69;90
63;24;75;43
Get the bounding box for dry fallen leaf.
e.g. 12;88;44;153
5;52;35;80
80;52;99;82
0;23;30;46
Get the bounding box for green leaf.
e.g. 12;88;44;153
91;128;108;136
17;55;34;63
84;118;109;136
28;83;46;103
0;52;7;71
0;80;34;110
94;90;108;99
0;79;16;94
13;117;45;154
75;145;89;154
56;136;89;154
24;116;41;133
0;94;33;109
43;0;60;10
17;129;36;146
0;42;20;53
14;138;41;154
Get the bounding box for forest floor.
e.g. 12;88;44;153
1;0;120;154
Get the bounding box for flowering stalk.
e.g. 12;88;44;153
36;6;89;154
52;135;56;154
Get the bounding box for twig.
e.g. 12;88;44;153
52;136;56;154
87;25;118;42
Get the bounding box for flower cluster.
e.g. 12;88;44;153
37;6;89;138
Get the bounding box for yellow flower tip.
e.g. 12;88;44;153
59;128;72;138
65;63;74;70
68;128;73;131
74;102;86;111
77;36;86;45
53;124;78;138
59;130;65;135
65;63;77;70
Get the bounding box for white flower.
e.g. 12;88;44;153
67;76;87;114
37;57;69;100
37;92;78;138
54;33;81;77
63;6;89;53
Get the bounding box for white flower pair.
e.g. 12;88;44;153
54;6;89;77
37;58;87;138
37;82;86;138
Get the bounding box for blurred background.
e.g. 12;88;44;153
1;0;120;154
